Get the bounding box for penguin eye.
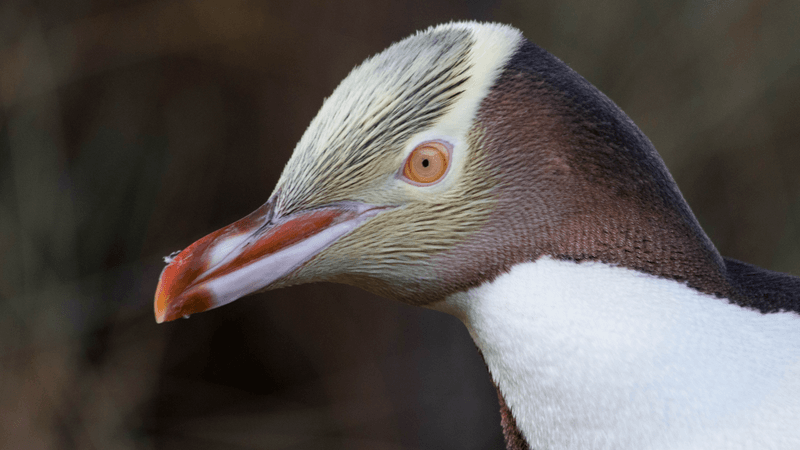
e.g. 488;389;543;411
401;141;451;185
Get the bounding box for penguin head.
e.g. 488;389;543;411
155;22;723;322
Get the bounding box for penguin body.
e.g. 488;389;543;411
440;258;800;449
155;22;800;449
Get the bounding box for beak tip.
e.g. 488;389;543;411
154;283;215;324
154;290;170;323
154;265;174;323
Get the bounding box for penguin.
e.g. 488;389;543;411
154;22;800;450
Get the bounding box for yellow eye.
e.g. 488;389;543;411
402;141;450;185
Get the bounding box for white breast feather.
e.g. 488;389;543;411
437;257;800;450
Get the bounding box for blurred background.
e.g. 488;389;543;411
1;0;799;448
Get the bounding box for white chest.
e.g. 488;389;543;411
433;257;800;450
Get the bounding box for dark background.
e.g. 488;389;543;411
2;0;799;449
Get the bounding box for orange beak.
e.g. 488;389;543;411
154;200;389;323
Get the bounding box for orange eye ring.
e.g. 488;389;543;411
401;140;451;185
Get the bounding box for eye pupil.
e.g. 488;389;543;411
421;159;429;168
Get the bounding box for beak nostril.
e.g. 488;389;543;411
265;203;276;225
265;189;280;225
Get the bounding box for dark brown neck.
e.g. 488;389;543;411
431;39;732;302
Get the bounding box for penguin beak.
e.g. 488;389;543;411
154;200;389;323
